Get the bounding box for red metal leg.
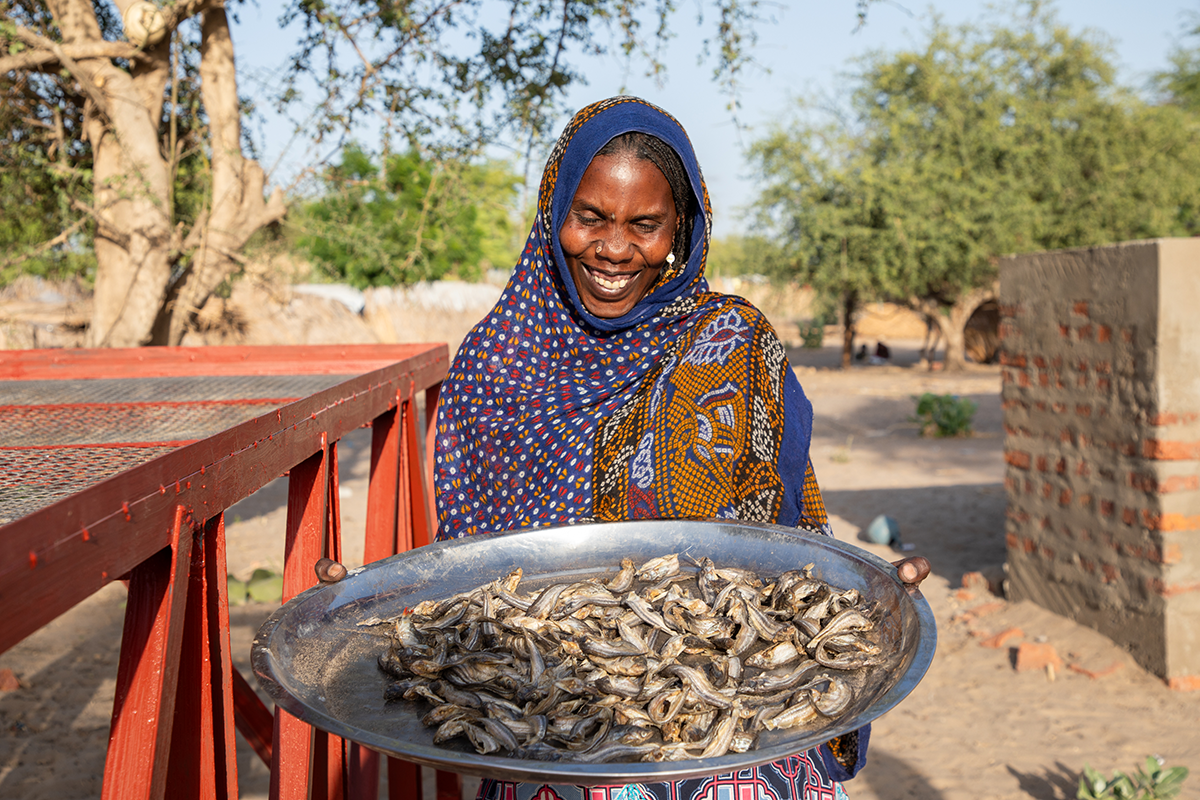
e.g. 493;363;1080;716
423;382;440;536
313;441;348;800
387;759;422;800
364;404;426;800
233;666;274;764
166;513;240;798
402;391;432;550
102;505;194;800
271;438;329;800
401;397;461;800
366;402;402;560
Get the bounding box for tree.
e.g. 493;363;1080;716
1;0;766;347
1155;14;1200;113
290;145;521;287
746;1;1200;370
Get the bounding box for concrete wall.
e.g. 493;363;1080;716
999;238;1200;690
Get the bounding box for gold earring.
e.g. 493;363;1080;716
596;244;603;255
666;252;676;266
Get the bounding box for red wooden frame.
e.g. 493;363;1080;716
0;345;459;800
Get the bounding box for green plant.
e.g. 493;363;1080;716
910;393;977;437
799;322;826;349
1077;757;1189;800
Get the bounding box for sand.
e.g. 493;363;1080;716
2;341;1198;799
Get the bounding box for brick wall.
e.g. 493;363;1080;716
1000;238;1200;690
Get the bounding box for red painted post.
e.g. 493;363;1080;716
271;437;329;800
401;390;461;797
313;441;348;800
166;512;239;798
424;383;440;534
232;667;275;764
354;406;399;800
102;505;194;800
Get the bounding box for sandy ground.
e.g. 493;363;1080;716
2;339;1198;799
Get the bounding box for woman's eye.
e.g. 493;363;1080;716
634;221;660;234
575;211;602;226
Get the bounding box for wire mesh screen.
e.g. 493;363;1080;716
0;373;352;525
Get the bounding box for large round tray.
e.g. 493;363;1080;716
252;519;936;785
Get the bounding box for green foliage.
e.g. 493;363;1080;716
1077;758;1189;800
276;0;766;156
288;145;522;287
1155;15;1200;113
911;393;977;438
0;0;214;285
745;2;1200;314
798;323;826;349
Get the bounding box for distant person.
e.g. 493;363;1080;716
856;343;868;361
920;316;941;365
868;341;890;366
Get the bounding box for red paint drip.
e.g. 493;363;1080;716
81;528;90;542
200;465;206;475
175;480;181;493
29;551;37;569
122;501;131;521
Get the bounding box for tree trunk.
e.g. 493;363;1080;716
45;0;174;347
152;6;285;345
911;281;999;372
24;0;282;348
840;289;859;370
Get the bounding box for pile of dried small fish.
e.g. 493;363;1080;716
370;554;886;763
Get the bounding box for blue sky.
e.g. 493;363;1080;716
231;0;1198;238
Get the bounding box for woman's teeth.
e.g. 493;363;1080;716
593;272;632;291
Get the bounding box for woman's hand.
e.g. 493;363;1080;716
892;556;931;587
314;557;348;584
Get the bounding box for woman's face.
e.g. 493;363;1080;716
559;153;678;319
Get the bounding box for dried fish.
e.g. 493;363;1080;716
373;552;887;762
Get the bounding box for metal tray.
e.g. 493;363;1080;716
252;519;936;785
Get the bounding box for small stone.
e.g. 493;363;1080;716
1015;642;1063;672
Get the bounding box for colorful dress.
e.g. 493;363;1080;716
433;96;866;800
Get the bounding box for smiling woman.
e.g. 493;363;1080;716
431;96;900;800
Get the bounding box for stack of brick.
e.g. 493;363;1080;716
999;238;1200;690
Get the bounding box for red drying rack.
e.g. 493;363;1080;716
0;344;464;799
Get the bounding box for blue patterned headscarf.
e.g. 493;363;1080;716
433;96;827;541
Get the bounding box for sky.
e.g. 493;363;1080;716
230;0;1199;238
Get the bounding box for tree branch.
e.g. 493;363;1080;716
0;40;145;73
10;27;113;117
70;197;131;249
0;215;91;274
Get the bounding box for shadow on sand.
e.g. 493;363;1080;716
822;484;1007;585
859;747;946;799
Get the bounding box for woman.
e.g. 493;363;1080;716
433;96;927;800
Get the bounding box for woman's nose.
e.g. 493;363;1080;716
598;227;632;260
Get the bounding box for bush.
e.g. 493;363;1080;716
1077;757;1189;800
798;323;825;349
911;393;977;437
